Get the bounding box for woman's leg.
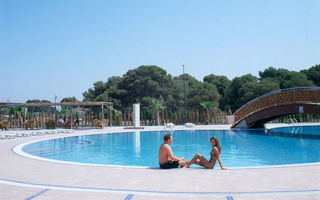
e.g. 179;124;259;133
198;156;215;169
194;160;203;166
185;153;201;168
188;153;214;169
186;153;213;168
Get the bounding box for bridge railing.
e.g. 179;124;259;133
233;87;320;126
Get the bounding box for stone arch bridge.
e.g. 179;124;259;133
232;87;320;128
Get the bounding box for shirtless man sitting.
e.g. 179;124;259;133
158;133;186;169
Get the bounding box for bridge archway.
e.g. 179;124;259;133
232;87;320;128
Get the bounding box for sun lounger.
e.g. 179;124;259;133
22;131;31;137
165;123;175;129
38;131;45;135
185;123;196;128
48;130;57;134
16;132;24;137
30;131;38;136
5;132;16;139
58;129;65;133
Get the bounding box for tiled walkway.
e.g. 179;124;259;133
0;125;319;200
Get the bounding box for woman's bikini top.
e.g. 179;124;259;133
209;148;216;162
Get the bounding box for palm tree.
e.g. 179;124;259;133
60;106;70;122
200;101;214;124
150;99;165;125
106;105;121;125
8;107;15;118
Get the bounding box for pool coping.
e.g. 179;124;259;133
1;124;320;199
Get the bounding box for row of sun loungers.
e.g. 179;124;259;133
164;123;196;129
0;129;74;139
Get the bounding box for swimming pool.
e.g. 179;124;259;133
20;126;320;168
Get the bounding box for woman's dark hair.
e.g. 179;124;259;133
164;133;172;141
210;137;221;154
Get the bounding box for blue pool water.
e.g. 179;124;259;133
21;126;320;167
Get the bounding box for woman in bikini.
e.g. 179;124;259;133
186;137;227;170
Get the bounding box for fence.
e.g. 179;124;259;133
111;109;229;126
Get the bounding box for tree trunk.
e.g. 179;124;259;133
156;110;160;125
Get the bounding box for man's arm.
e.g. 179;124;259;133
166;145;184;161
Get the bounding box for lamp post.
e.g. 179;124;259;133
54;95;57;124
182;65;186;124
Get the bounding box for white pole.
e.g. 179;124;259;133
133;104;140;127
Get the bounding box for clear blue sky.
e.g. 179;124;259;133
1;0;319;102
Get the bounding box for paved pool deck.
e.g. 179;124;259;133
0;124;320;200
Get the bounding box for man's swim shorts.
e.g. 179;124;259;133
159;160;179;169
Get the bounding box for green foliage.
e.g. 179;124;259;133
149;98;165;125
200;101;215;122
200;101;214;110
82;64;319;115
6;106;24;119
118;65;172;107
61;96;78;102
224;74;257;111
281;72;315;88
224;74;280;111
301;64;320;86
83;66;172;110
8;107;15;116
172;74;220;110
187;81;220;109
59;106;70;121
106;105;121;117
259;67;315;88
149;99;165;111
203;74;231;97
26;99;51;103
26;99;41;103
83;81;108;101
83;76;123;109
60;106;70;112
25;99;52;112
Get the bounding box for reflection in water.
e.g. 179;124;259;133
267;126;320;140
134;131;141;156
23;137;94;157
